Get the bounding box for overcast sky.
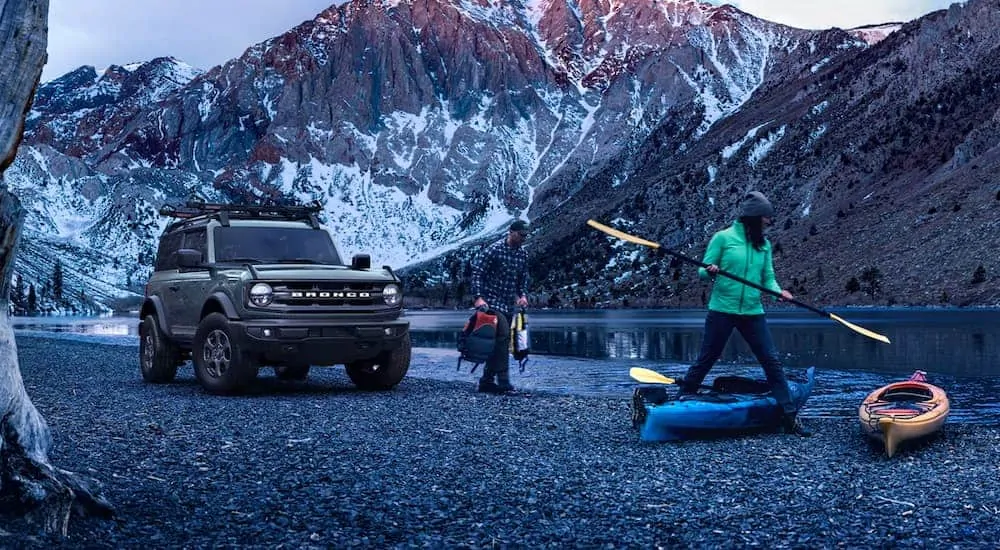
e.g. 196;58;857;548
43;0;962;82
44;0;334;81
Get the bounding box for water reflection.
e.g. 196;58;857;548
408;308;1000;378
12;316;139;337
12;309;1000;378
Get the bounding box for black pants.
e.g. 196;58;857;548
681;310;795;415
480;310;511;386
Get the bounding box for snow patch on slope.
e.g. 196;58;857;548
681;21;785;135
722;121;768;159
848;23;902;45
747;125;785;167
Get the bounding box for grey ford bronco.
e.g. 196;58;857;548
138;201;411;394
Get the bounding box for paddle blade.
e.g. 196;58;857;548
587;220;661;249
629;367;676;385
829;313;891;344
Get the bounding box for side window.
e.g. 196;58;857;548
154;232;183;271
183;228;208;262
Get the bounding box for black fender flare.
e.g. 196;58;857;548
139;296;171;337
203;291;240;320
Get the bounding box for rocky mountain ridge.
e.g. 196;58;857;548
4;0;997;313
519;0;1000;309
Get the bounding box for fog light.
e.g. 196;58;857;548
263;328;273;337
384;327;392;336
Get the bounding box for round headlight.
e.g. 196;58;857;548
382;284;401;306
249;283;274;307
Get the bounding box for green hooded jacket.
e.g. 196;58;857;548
698;220;783;315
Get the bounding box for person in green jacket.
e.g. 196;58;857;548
677;191;812;437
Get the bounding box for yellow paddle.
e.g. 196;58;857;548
588;219;891;344
629;367;676;385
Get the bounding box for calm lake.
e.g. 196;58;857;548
12;308;1000;423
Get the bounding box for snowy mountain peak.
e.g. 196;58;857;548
847;22;903;45
32;57;203;118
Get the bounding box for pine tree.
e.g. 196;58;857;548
53;260;64;301
845;277;861;294
27;284;37;313
859;267;883;300
12;273;23;308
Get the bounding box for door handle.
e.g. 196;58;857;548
168;286;180;291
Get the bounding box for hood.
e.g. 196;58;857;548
249;265;399;283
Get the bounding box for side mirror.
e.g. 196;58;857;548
351;254;371;270
176;249;202;268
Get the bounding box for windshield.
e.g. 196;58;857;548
213;226;342;265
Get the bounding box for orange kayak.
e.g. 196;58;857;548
858;371;949;458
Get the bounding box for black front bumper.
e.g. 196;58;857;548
233;319;409;365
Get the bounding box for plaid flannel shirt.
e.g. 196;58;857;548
470;238;529;317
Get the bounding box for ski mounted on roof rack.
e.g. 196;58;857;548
159;200;324;229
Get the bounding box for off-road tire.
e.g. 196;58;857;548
275;365;311;381
346;333;411;390
139;315;179;383
193;313;258;394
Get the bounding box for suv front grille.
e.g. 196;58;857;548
269;282;384;308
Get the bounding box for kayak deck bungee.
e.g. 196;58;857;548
859;371;949;458
631;367;816;442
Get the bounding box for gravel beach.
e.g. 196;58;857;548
3;335;999;548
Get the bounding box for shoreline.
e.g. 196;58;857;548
9;303;1000;320
3;336;998;547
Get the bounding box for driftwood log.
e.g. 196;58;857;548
1;0;113;535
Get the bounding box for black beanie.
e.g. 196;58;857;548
739;191;774;217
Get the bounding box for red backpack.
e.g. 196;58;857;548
456;308;498;373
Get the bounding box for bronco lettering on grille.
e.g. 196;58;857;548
290;291;372;298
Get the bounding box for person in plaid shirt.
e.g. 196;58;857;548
470;220;530;394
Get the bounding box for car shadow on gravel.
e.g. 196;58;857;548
142;366;411;397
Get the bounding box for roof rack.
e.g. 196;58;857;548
160;200;323;230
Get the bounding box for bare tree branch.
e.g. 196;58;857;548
1;0;114;536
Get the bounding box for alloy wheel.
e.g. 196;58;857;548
202;329;232;378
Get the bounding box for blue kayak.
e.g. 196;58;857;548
631;367;816;442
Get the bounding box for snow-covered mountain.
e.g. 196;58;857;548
8;0;860;312
516;0;1000;308
847;22;903;45
6;0;997;312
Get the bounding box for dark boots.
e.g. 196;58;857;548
477;380;499;393
781;414;813;437
674;381;699;401
477;379;516;394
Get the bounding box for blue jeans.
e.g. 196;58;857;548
681;310;796;415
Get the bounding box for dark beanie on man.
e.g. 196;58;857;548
739;191;774;217
510;220;530;232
